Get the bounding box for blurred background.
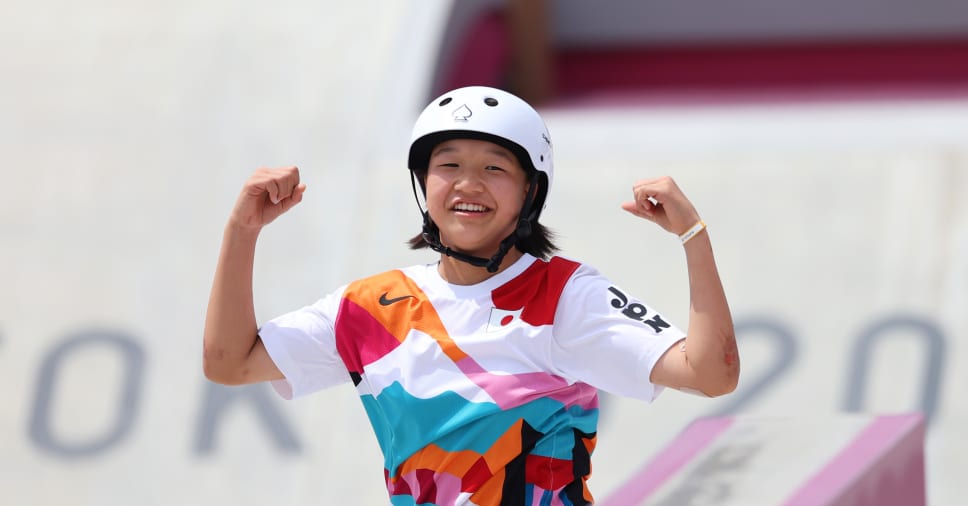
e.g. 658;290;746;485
2;0;966;504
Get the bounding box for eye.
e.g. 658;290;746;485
431;162;459;171
485;165;505;172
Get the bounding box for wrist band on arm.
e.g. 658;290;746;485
679;220;706;244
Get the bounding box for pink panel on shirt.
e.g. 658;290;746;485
334;299;405;373
456;357;599;411
396;468;463;506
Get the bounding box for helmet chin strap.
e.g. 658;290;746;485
411;171;540;273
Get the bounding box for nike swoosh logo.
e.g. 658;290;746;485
379;292;416;306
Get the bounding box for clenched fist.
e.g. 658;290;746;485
621;176;701;237
229;166;307;230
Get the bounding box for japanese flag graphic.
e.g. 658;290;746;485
486;307;524;333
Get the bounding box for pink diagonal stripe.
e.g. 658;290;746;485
783;413;925;506
599;416;735;506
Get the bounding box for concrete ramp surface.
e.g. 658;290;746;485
601;414;925;506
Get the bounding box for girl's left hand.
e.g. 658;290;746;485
621;176;702;236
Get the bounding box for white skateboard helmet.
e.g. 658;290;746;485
408;86;553;213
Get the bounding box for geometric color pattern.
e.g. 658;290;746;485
260;254;684;505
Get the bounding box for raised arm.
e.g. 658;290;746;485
621;176;739;397
203;166;306;385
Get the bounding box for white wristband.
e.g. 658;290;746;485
679;220;706;244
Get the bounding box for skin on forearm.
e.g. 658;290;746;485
202;223;261;383
681;230;739;396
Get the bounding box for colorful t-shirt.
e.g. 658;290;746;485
259;253;684;505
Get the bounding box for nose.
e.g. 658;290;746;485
453;167;484;192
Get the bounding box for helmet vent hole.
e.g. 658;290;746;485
540;155;544;162
438;97;452;106
484;97;498;107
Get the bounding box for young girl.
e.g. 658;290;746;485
203;86;738;505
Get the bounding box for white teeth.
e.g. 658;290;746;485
453;203;487;212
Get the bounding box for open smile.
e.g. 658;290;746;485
451;202;491;214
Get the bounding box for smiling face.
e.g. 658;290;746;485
424;138;530;259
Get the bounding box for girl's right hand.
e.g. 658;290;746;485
229;166;307;230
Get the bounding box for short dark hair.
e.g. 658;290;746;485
407;168;559;259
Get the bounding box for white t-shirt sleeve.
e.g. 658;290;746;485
549;264;685;402
258;287;349;399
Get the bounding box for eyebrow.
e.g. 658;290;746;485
431;144;514;163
